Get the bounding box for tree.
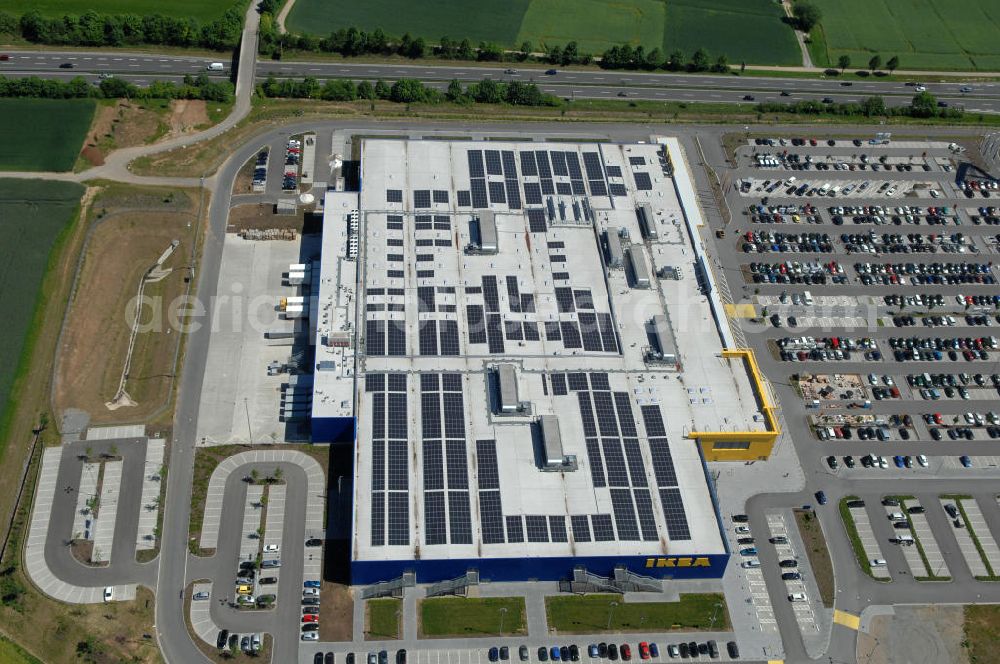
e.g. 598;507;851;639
446;78;464;102
868;54;881;72
250;468;259;483
356;80;374;99
792;2;822;32
861;96;886;117
837;55;850;72
374;79;390;99
711;54;729;73
690;49;710;72
273;467;283;481
886;55;899;73
910;90;937;117
665;49;684;71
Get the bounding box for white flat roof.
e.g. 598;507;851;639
333;139;763;564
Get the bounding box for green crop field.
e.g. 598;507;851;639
0;0;235;22
0;179;84;449
0;99;95;172
286;0;801;65
811;0;1000;71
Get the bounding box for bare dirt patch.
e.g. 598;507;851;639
53;185;205;426
79;101;167;167
168;99;211;136
860;605;968;664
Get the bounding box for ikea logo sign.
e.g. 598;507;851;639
644;557;712;568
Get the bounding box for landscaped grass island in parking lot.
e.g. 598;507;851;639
286;0;800;65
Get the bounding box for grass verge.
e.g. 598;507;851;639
420;597;527;638
366;598;401;640
964;604;1000;663
793;509;834;607
545;593;729;634
839;495;889;582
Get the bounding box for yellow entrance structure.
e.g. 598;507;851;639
686;349;780;461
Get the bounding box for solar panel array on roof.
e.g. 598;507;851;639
659;488;692;540
633;489;659;540
414;190;431;208
610;489;640;541
524;182;542;206
366;319;385;355
485;150;502;176
571;180;586;195
544;321;562;341
571;514;591;542
419;321;438;356
506;181;522;209
471;179;488;208
609;183;627;197
550;151;568;176
505;320;523;340
526;208;546;232
467;305;486;344
535;151;552;178
467;150;484;178
526;515;549;543
583;152;603;180
424;491;446;544
482;276;500;312
457;190;471;207
579;313;603;351
633;172;652;190
486;314;505;353
591;513;615;541
488;181;506;205
555;287;575;313
520;151;537;176
371;376;409;547
387;322;406;356
629;156;646;165
417;286;435;313
599;314;619;353
541;179;555;196
387;189;403;203
606;165;622;177
505;515;523;543
549;516;568;542
439;320;460;356
566;152;582;178
502;151;517;176
560;321;581;349
550;373;567;395
589;179;609;197
506;276;520;312
556;182;572;195
433;189;449;203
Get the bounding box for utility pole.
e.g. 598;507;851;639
606;601;619;629
499;607;508;635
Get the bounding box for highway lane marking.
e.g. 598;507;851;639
833;609;860;630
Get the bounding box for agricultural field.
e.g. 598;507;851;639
0;99;94;172
811;0;1000;71
0;179;84;449
0;0;235;22
286;0;801;65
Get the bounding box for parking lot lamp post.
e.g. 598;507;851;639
607;601;619;629
499;607;508;635
710;602;722;630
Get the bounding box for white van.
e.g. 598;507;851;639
887;512;905;521
207;62;225;71
870;558;887;567
788;593;808;602
895;534;915;545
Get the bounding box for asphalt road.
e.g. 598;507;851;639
5;50;1000;112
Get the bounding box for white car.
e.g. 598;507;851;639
915;84;927;92
788;592;808;602
103;587;113;602
917;455;929;468
735;525;751;534
741;559;761;569
929;190;940;198
263;544;280;553
301;632;319;641
303;588;320;597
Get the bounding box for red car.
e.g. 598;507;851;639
638;642;650;660
302;614;319;623
620;644;632;661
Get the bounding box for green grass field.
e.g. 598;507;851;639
420;597;526;637
811;0;1000;70
0;179;84;456
0;0;235;22
545;593;729;633
286;0;801;65
0;638;43;664
0;99;95;172
367;598;401;639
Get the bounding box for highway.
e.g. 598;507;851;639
4;50;1000;112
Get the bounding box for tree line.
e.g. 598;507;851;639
257;19;735;73
258;75;558;106
0;3;246;50
0;74;234;101
756;92;963;119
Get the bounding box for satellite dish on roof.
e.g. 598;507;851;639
299;193;315;205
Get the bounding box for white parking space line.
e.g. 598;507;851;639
940;498;988;576
849;506;891;579
884;503;926;576
92;461;123;563
962;499;1000;574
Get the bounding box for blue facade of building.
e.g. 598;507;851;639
352;552;729;585
312;416;355;443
